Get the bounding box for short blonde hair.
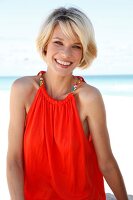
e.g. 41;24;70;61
36;7;97;69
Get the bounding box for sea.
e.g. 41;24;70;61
0;74;133;96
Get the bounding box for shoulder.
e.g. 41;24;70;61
78;82;103;104
11;75;39;92
10;75;40;103
78;82;106;117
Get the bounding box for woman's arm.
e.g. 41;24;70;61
7;79;26;200
85;87;128;200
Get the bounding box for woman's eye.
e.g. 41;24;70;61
72;45;82;49
54;41;63;45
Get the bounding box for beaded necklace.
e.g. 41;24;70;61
71;76;84;92
39;72;84;93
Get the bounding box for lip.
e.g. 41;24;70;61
54;59;73;69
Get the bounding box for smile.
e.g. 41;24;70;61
55;59;72;67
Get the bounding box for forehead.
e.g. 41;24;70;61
51;24;81;43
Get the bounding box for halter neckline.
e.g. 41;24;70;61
38;71;84;93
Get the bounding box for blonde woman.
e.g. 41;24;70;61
7;7;128;200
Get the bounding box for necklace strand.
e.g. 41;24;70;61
39;72;83;92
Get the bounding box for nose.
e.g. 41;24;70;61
61;47;72;58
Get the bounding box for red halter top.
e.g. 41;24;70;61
23;71;106;200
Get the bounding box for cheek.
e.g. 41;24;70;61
74;51;82;62
45;46;55;59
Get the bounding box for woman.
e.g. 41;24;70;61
7;7;128;200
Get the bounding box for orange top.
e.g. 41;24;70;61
24;71;106;200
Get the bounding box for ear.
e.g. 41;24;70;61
44;45;47;55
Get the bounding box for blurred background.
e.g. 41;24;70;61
0;0;133;198
0;0;133;76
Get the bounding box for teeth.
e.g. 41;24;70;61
56;59;71;66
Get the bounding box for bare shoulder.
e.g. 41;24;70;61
12;75;39;91
77;82;106;118
10;75;40;105
11;75;39;93
79;82;103;105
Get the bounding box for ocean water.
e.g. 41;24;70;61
0;74;133;96
84;74;133;96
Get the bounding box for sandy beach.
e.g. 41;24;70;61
0;90;10;199
0;90;133;199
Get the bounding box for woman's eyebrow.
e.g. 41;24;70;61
52;37;82;45
73;43;82;45
53;37;64;40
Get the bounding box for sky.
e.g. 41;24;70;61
0;0;133;76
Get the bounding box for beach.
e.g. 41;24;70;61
0;90;133;199
0;90;10;199
103;95;133;194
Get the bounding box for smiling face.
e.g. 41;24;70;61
45;24;83;76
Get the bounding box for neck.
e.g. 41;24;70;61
44;69;73;99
